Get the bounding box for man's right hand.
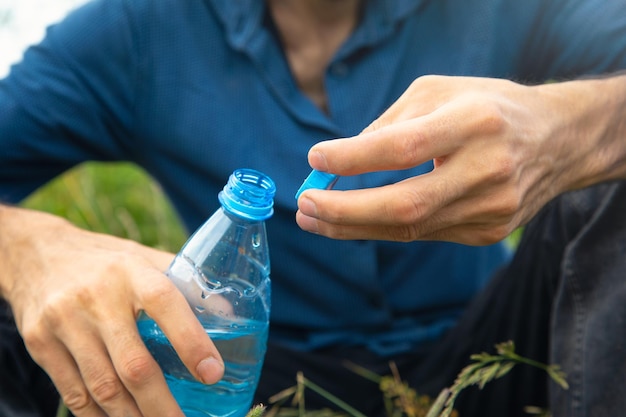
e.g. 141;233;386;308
0;205;224;417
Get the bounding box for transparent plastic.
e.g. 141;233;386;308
138;169;276;417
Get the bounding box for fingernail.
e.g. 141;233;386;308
196;357;224;385
298;196;318;217
296;211;319;234
309;150;329;171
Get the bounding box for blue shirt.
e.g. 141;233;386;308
2;0;626;356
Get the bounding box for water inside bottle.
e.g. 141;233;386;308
138;318;268;417
138;254;270;416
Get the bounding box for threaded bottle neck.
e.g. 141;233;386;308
218;169;276;221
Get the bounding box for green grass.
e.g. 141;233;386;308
21;161;188;252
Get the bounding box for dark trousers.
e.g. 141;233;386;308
2;182;626;417
256;181;626;417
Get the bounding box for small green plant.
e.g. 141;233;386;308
425;341;568;417
247;405;269;417
265;371;364;417
344;361;443;417
255;341;568;417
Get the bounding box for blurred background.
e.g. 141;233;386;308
0;0;188;252
0;0;86;77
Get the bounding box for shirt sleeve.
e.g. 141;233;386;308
519;0;626;79
0;0;138;203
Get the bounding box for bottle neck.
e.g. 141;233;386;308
218;169;276;221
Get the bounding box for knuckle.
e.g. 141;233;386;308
89;376;124;404
40;295;74;330
470;145;517;188
39;289;99;332
392;131;426;168
387;226;421;243
475;224;513;245
410;74;442;90
23;296;83;348
141;278;179;308
315;221;349;240
118;351;160;388
380;192;433;242
387;189;431;226
469;197;520;246
388;198;423;226
363;118;385;134
20;322;48;354
62;387;92;412
496;194;521;218
487;153;516;183
486;188;521;220
101;251;135;274
406;77;423;94
476;101;507;135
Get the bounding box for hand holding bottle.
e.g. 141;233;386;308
0;205;224;417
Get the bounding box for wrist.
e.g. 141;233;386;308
536;74;626;191
0;205;71;300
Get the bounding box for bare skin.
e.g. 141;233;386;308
268;0;360;112
296;74;626;244
0;207;225;417
0;1;361;416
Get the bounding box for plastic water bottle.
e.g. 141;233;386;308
137;168;275;417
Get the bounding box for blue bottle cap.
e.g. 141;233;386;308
295;170;339;199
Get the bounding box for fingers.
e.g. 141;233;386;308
295;177;446;242
296;195;515;245
25;334;108;417
65;338;144;417
308;92;505;176
307;117;443;175
53;320;180;417
94;244;222;388
21;258;220;417
296;166;520;245
24;317;141;417
298;76;534;244
358;75;454;134
135;244;175;272
135;271;225;385
5;215;221;417
100;315;183;417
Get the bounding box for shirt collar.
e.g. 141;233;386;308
208;0;428;53
205;0;430;133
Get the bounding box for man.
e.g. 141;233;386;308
1;0;625;416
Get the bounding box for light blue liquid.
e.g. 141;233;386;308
138;318;268;417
